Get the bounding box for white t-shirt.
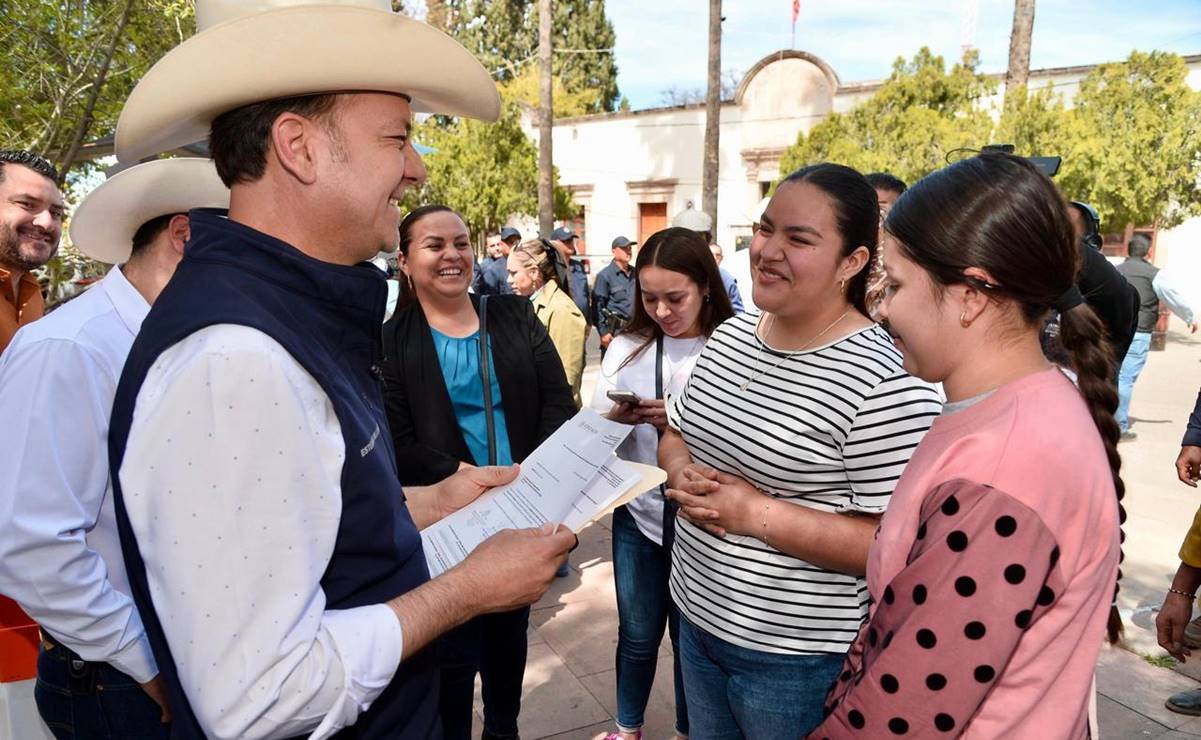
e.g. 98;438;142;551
589;332;707;545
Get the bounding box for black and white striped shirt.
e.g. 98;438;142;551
667;314;941;655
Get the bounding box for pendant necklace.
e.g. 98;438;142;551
739;310;851;392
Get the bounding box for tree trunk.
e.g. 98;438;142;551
1004;0;1035;111
701;0;721;226
55;0;134;183
537;0;554;236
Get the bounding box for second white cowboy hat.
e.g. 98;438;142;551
115;0;501;163
69;158;230;264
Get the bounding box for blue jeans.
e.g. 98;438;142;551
1118;331;1152;432
34;640;168;739
612;505;688;735
678;617;843;740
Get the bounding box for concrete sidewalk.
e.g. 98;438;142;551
473;321;1201;739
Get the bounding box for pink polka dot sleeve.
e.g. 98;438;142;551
808;479;1067;738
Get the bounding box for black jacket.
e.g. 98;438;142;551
381;294;577;485
1081;246;1140;363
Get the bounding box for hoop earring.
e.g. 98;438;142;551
959;311;970;327
839;278;847;293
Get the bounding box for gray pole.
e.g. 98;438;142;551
701;0;722;227
537;0;554;236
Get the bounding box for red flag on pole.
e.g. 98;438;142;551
792;0;800;24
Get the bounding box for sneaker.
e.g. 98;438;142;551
1120;430;1138;442
602;731;642;740
1167;688;1201;715
555;561;570;578
1186;615;1201;649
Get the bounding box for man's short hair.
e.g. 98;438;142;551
209;94;341;186
0;150;58;184
130;213;185;259
865;172;907;196
1128;233;1152;259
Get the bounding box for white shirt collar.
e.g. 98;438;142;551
100;265;151;336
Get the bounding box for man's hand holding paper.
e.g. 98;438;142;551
421;409;667;577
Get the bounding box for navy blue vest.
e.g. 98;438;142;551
109;209;439;739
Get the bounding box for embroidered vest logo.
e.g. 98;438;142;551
360;424;380;457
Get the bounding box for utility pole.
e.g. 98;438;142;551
1004;0;1035;111
537;0;554;235
701;0;721;225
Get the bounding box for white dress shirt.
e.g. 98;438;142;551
119;324;403;740
1154;268;1197;326
0;266;157;682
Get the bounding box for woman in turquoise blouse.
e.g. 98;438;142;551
381;205;576;740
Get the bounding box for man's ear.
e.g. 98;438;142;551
269;112;322;185
167;214;191;257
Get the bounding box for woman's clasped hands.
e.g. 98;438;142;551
666;464;768;539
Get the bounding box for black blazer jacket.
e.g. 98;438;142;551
381;294;577;485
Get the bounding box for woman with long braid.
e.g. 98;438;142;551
809;152;1123;738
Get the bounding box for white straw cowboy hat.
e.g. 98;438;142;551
115;0;501;163
69;158;230;264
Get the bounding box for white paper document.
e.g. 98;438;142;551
421;408;666;578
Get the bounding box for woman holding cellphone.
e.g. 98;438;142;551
590;227;734;740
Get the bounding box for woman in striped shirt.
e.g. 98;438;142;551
660;164;941;738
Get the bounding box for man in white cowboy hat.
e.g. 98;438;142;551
0;157;229;738
106;2;577;739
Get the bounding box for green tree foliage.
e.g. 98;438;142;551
504;64;598;118
405;90;575;240
782;48;1201;232
779;48;996;186
0;0;195;186
429;0;619;113
1061;51;1201;229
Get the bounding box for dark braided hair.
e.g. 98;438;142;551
885;151;1127;643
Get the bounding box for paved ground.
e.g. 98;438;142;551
469;320;1201;739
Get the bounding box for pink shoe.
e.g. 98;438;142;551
602;731;642;740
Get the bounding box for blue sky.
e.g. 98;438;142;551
608;0;1201;109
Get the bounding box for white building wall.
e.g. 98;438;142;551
534;50;1201;279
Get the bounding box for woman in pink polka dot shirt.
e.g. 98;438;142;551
808;152;1123;738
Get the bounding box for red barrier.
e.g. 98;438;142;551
0;596;39;683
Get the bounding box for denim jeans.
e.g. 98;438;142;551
34;640;168;740
1117;331;1152;432
678;617;844;740
439;606;530;740
611;505;688;735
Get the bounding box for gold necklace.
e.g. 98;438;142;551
738;310;851;391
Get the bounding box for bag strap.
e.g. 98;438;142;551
654;333;665;402
655;333;679;552
477;295;498;466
